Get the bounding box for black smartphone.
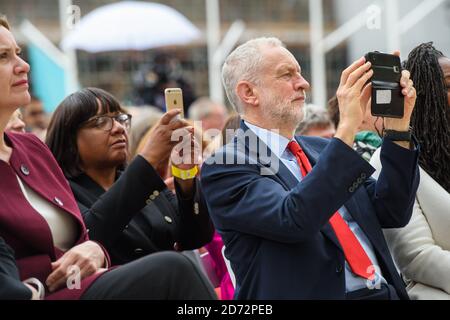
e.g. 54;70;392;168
365;51;404;118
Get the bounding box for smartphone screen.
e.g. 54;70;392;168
164;88;184;118
365;52;404;118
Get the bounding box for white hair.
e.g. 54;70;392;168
221;37;285;114
188;97;226;120
296;104;334;135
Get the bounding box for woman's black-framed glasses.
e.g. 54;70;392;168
82;113;132;131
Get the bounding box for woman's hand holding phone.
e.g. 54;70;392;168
138;109;190;169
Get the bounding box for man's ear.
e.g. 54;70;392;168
236;81;259;107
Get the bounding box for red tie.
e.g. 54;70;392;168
287;140;375;280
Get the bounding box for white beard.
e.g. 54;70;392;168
260;92;305;131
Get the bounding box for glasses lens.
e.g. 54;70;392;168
95;116;113;131
116;114;131;129
86;114;131;131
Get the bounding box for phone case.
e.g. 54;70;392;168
164;88;184;118
365;52;404;118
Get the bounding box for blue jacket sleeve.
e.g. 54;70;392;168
201;137;419;243
364;138;420;228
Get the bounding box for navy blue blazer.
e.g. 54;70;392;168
201;122;419;299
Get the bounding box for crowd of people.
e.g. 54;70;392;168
1;12;449;300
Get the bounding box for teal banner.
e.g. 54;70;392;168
27;44;66;113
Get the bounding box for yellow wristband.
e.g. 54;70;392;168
171;165;198;180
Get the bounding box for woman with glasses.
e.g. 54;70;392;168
46;87;214;266
0;15;215;299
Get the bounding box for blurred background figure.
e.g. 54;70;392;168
296;104;335;138
132;53;196;115
188;97;228;141
5;109;26;133
21;96;48;141
356;90;384;158
203;114;240;161
328;95;382;161
327;95;340;131
126;105;163;158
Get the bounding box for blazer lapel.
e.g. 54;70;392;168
296;137;343;252
295;137;320;167
6;132;88;248
238;126;343;252
238;121;298;190
0;161;56;260
276;159;301;190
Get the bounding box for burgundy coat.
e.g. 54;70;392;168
0;132;110;300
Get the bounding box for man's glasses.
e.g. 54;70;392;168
82;113;132;131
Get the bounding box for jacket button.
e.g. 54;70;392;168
149;194;156;200
360;173;366;179
352;182;359;189
53;197;63;206
164;216;173;224
194;202;200;215
146;199;152;205
153;190;159;197
20;164;30;176
348;186;355;193
357;177;364;184
336;265;343;273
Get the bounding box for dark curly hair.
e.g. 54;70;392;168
403;42;450;192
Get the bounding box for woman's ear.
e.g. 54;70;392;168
236;81;259;107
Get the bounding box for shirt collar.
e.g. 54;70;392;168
244;120;294;159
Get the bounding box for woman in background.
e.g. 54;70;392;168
5;109;25;133
371;42;450;299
